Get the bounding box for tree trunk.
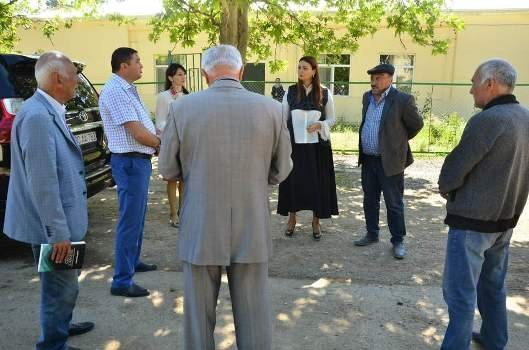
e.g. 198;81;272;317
219;0;249;62
237;1;248;62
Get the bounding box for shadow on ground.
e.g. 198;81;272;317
1;157;528;349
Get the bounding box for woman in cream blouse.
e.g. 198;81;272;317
155;63;189;227
277;56;339;240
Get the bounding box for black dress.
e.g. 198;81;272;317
277;85;339;219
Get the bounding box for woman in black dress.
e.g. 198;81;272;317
277;56;338;240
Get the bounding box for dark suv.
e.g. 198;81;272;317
0;54;113;241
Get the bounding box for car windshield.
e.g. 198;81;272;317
0;60;98;110
65;74;99;110
0;60;36;99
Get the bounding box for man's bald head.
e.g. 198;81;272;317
35;51;79;104
35;51;75;90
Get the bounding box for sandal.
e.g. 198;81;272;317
169;215;179;228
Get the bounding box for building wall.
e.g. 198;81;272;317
14;10;529;122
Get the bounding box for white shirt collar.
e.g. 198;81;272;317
37;88;66;117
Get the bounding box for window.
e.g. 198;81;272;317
154;53;202;93
319;54;350;96
380;54;415;93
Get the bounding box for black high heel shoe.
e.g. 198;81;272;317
285;222;295;237
312;222;321;241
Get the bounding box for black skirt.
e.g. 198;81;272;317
277;140;339;219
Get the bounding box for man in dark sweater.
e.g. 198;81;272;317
438;59;529;350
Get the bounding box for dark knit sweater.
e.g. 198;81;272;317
438;94;529;232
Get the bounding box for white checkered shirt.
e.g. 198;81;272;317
98;74;156;154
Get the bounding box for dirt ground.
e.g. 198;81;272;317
1;155;528;349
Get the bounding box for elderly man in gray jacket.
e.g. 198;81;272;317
439;59;529;350
4;51;94;349
159;45;292;350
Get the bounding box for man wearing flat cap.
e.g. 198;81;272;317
354;63;423;259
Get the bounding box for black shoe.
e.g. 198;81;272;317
285;227;294;237
312;222;321;241
135;262;157;272
67;347;82;350
110;283;150;297
472;332;484;346
354;235;379;246
68;321;94;336
392;242;406;259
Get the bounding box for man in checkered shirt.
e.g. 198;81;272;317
99;47;160;298
354;63;423;260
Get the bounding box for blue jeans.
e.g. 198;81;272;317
110;154;152;288
361;156;406;244
32;246;79;350
441;227;512;350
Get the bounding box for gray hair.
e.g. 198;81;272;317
35;51;73;88
477;58;517;89
201;45;243;74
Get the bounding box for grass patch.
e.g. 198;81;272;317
330;114;465;155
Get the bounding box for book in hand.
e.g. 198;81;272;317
38;241;86;272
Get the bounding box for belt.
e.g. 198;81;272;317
363;154;381;159
112;152;152;159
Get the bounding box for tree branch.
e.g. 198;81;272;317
177;0;220;27
260;0;304;28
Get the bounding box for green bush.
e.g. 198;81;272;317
331;120;359;132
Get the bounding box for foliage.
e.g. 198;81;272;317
0;0;32;52
428;112;465;146
331;120;359;133
0;0;103;53
330;112;466;154
150;0;464;72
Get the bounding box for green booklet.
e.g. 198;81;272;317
37;241;86;272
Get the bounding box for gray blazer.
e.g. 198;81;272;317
158;79;292;266
3;93;88;244
358;88;424;176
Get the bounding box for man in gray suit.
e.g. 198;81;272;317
4;51;93;349
159;45;292;350
354;63;423;259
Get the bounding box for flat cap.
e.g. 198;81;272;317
367;63;395;75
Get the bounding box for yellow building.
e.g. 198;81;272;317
14;9;529;122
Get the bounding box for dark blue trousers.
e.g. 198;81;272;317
32;246;79;350
361;155;406;244
110;154;152;288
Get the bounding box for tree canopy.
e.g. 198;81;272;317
149;0;464;71
0;0;102;53
2;0;464;72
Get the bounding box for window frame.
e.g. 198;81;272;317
379;54;416;92
319;54;351;96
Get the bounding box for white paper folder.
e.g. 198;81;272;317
291;109;321;144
